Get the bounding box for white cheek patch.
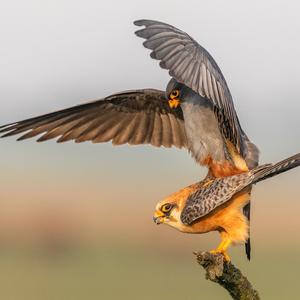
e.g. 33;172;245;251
161;209;190;233
170;209;181;222
165;209;182;227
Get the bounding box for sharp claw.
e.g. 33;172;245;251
222;252;231;262
209;249;231;262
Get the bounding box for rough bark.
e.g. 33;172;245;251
194;251;260;300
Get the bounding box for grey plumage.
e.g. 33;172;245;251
181;153;300;225
135;19;258;164
180;91;229;163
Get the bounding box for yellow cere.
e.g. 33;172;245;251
168;98;180;108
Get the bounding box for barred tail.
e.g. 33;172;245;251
252;153;300;184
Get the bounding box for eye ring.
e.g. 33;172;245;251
161;203;172;213
170;89;179;98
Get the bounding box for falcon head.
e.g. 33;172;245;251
166;78;195;109
153;201;180;227
153;183;201;232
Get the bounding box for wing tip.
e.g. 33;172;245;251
0;123;17;135
17;135;30;141
133;20;148;37
1;130;18;139
133;19;145;26
134;29;145;38
0;122;16;130
134;19;158;27
134;19;169;36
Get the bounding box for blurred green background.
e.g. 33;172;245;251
1;0;300;299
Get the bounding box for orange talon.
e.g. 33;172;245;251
210;234;232;262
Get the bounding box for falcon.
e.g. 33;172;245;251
154;153;300;261
1;20;258;258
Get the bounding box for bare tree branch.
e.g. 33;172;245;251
194;252;260;300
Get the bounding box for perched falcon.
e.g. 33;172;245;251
1;20;258;258
154;153;300;261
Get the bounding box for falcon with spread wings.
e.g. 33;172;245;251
1;20;259;259
0;20;258;174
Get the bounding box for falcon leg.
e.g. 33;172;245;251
210;232;232;262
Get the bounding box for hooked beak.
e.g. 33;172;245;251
168;98;181;108
153;216;163;225
153;211;165;225
168;95;181;108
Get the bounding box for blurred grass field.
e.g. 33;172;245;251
1;142;300;299
0;241;299;300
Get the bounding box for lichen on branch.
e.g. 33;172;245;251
194;251;260;300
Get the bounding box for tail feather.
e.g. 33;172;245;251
243;201;251;260
242;152;300;261
241;137;258;261
252;153;300;184
245;236;251;260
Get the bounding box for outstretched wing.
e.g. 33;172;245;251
0;89;187;148
134;19;248;159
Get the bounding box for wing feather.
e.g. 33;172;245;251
134;19;251;158
151;112;163;147
1;89;187;149
57;113;100;142
128;113;144;145
169;113;185;148
93;113;126;143
37;119;83;142
161;113;172;148
110;114;137;145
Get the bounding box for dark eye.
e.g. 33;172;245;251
161;203;172;213
171;90;179;97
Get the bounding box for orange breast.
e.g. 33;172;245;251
161;175;251;244
190;188;251;243
201;140;250;178
201;156;248;178
210;160;246;177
